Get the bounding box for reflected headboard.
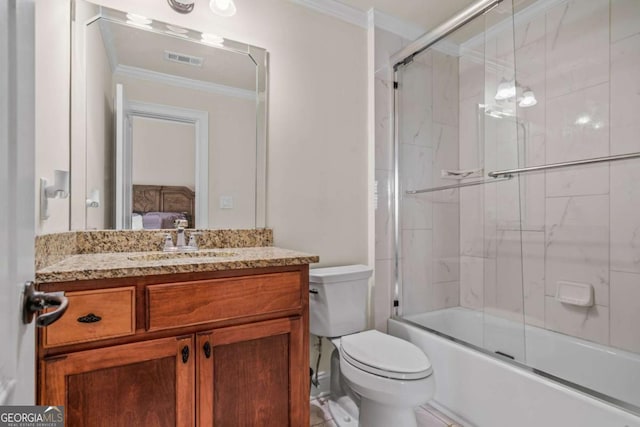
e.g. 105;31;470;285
132;185;195;227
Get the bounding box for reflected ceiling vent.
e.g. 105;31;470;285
164;50;203;67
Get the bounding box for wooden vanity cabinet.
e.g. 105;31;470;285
37;266;310;427
197;316;305;426
41;335;194;427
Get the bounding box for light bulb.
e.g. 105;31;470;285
575;115;591;125
518;89;537;107
495;78;516;101
210;0;237;16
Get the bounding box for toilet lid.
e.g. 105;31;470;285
340;330;432;380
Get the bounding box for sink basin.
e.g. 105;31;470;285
128;250;238;262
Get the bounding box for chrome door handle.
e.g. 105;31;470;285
22;281;69;327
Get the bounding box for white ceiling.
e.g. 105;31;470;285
336;0;479;31
98;20;257;91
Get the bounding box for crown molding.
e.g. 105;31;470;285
289;0;429;41
114;64;257;100
461;0;569;50
370;9;425;41
289;0;368;28
98;19;254;101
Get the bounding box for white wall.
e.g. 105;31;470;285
115;74;257;229
131;117;195;188
85;15;114;230
35;0;369;269
35;0;71;234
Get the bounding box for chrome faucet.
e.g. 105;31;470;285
162;233;175;251
159;220;200;252
188;232;201;250
175;223;187;248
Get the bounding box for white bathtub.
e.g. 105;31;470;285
389;307;640;427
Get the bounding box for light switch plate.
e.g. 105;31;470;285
219;196;233;209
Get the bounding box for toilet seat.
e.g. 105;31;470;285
340;330;432;380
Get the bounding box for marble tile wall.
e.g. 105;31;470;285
374;0;640;355
458;39;487;313
457;0;640;354
398;45;461;317
374;26;461;326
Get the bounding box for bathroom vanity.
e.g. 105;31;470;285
34;232;318;426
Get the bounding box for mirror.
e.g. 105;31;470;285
70;1;267;230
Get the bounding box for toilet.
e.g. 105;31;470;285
309;265;434;427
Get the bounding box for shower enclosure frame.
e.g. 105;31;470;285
389;0;640;417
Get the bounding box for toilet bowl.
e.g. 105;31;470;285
337;330;434;427
309;265;435;427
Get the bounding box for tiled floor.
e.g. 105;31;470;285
310;398;463;427
310;397;337;427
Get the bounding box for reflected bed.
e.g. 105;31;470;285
132;185;195;229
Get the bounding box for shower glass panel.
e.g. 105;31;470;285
511;0;640;411
395;0;640;414
396;0;528;363
479;0;527;363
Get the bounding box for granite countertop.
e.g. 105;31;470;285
36;247;319;284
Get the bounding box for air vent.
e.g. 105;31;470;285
164;50;203;67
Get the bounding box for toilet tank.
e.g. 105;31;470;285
309;264;373;337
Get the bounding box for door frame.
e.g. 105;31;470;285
0;0;36;405
115;95;209;229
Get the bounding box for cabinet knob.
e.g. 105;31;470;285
181;345;190;363
203;341;211;359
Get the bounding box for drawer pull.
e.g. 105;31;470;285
77;313;102;324
182;345;190;363
203;341;211;359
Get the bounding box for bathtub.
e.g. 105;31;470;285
389;307;640;427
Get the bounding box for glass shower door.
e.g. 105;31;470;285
396;0;529;364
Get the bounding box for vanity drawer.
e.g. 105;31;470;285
43;287;135;348
146;272;302;331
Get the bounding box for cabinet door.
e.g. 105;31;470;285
41;336;195;427
197;317;307;427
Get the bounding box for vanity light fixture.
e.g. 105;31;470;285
495;79;537;108
209;0;237;17
167;0;195;14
